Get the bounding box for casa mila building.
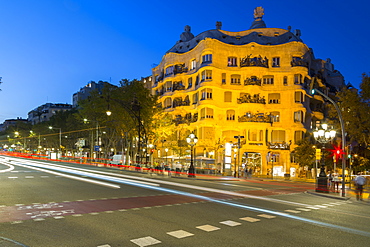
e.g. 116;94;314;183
151;7;344;177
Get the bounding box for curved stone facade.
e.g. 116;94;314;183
151;7;344;177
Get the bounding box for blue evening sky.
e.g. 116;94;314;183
0;0;369;123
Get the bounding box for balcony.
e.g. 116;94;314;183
173;113;198;125
237;93;266;104
238;112;271;123
240;55;268;68
267;141;291;150
291;57;308;68
244;77;262;86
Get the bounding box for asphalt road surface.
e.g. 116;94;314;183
0;155;369;247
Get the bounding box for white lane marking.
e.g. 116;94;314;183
8;177;18;179
240;217;260;222
285;209;301;213
10;163;120;189
314;205;328;208
130;236;162;246
54;216;64;219
97;245;111;247
258;214;276;219
41;176;49;178
11;221;23;224
11;171;19;173
167;230;194;239
33;218;45;221
306;206;320;210
296;208;311;212
196;224;220;232
0;162;15;173
220;220;241;226
25;176;34;178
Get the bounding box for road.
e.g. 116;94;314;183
0;155;369;247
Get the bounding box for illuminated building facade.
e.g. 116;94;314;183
151;7;344;177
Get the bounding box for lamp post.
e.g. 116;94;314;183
84;119;100;161
313;123;336;193
165;148;168;172
49;126;62;156
186;132;198;178
312;88;346;196
233;147;238;177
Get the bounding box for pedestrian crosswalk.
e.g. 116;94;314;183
124;200;352;247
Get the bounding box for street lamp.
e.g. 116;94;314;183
186;132;198;178
49;126;62;155
233;147;238;177
84;119;100;161
165;148;168;172
313;123;336;193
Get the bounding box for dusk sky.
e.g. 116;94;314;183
1;0;369;123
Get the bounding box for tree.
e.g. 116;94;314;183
333;73;370;171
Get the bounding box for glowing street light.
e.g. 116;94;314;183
313;123;336;193
186;132;198;178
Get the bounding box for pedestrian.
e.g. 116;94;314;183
327;171;333;191
354;172;366;201
248;167;253;178
245;167;249;178
332;170;340;192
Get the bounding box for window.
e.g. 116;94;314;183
272;57;280;67
201;70;212;81
164;98;172;109
294;131;304;144
165;81;172;92
230;74;241;84
271;130;286;142
268;93;280;104
263;76;274;85
165;66;174;76
224;91;232;102
200;107;214;119
226;110;235;121
270;111;280;122
249;129;263;141
190;59;196;70
192;92;198;104
228;57;237;67
294;111;304;123
187;77;193;89
294;74;303;84
201;88;212;100
202;54;213;63
222;73;226;84
295;91;304;103
283;76;288;85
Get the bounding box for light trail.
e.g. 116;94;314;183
2;155;369;237
1;160;120;189
5;158;159;188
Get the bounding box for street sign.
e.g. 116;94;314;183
94;146;100;151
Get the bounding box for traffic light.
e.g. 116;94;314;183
315;149;321;160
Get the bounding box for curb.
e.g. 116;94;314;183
305;190;350;200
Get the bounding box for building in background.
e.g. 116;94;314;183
0;117;28;132
73;80;114;107
28;103;72;125
151;6;344;177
